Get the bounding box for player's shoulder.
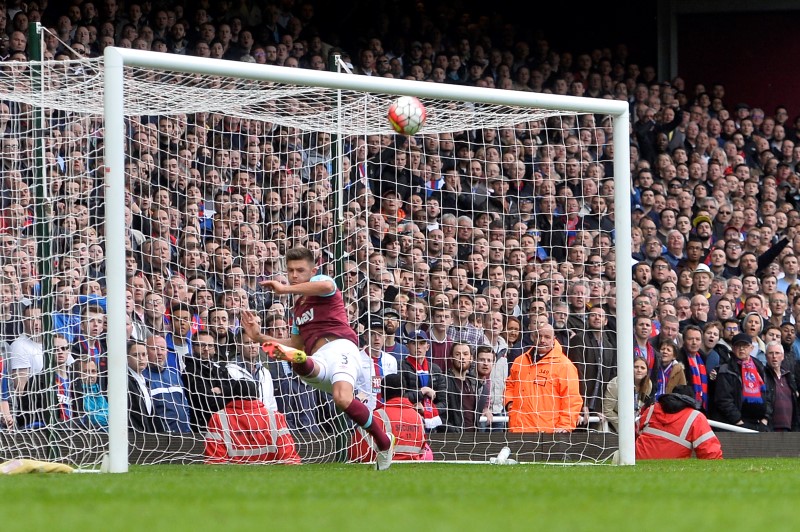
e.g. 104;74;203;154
310;274;337;296
310;274;336;285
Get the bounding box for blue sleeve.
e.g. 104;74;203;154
0;362;9;402
291;323;300;336
76;295;107;312
310;274;337;297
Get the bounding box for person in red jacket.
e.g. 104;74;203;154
205;398;301;465
350;373;430;462
636;385;723;460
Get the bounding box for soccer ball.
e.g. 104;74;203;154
387;96;427;135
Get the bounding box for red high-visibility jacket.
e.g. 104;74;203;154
636;400;722;460
350;397;428;462
205;399;301;464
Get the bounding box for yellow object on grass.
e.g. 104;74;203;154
0;458;74;474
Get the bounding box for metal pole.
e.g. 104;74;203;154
613;110;635;466
28;21;58;457
103;47;129;473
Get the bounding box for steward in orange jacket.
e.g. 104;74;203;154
505;324;583;433
350;373;429;462
205;399;301;464
636;385;723;460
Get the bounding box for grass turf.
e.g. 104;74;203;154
1;459;798;531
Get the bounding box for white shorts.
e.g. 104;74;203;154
301;339;363;394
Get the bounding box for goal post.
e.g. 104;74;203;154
102;46;634;470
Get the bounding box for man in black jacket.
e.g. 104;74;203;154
714;333;772;431
182;330;260;432
438;342;484;433
127;340;167;433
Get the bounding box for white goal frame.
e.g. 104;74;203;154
103;46;634;472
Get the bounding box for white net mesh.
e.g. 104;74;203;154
0;54;623;467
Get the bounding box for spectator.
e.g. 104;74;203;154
357;317;398;410
8;304;44;393
475;344;507;430
680;325;709;412
0;344;12;429
604;355;653;433
714;333;772;431
17;334;75;429
439;342;483;432
505;324;582;433
763;342;799;432
569;306;617;426
72;303;108;390
398;328;446;431
126;340;167;433
72;357;108;430
651;341;687;400
234;330;279;413
182;330;231;432
263;313;323;433
143;334;192;433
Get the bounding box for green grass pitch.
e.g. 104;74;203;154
1;459;798;531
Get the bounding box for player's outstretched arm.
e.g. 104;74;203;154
241;310;290;345
260;278;337;297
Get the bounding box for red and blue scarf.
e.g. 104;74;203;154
685;352;708;410
656;362;673;398
406;355;441;430
740;358;765;404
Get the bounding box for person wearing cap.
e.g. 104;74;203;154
505;324;582;433
357;317;398;411
714;332;772;431
690;263;713;298
692;214;715;250
398;328;446;431
636;384;722;460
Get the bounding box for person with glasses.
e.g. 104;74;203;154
723;239;744;278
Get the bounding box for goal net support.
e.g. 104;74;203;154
0;46;633;471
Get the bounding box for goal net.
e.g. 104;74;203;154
0;48;633;469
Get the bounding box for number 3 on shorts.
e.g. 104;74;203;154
341;354;348;365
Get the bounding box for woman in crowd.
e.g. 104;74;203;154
603;355;652;433
652;341;686;400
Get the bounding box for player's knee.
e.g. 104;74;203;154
332;386;353;410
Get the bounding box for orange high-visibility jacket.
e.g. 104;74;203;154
205;399;301;465
505;341;583;433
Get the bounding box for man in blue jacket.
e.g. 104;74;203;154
143;334;192;433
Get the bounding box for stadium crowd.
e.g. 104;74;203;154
0;0;799;463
